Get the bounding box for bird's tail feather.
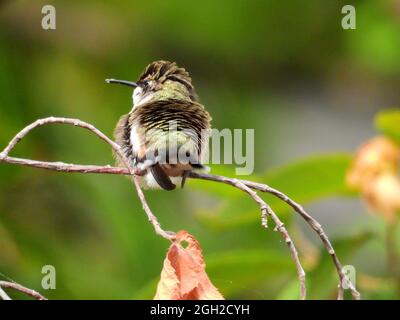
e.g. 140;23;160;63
150;163;176;191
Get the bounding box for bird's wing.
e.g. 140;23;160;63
113;113;133;166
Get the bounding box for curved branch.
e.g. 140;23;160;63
0;116;361;299
0;117;174;241
196;175;306;299
0;287;11;300
189;172;361;300
0;281;46;300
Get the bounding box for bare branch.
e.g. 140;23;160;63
0;117;174;241
337;283;344;300
0;287;11;300
1;156;132;175
194;175;306;299
189;172;361;300
0;116;361;299
0;281;46;300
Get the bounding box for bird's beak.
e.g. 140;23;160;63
105;78;138;88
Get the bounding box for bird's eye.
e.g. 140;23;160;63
141;80;150;89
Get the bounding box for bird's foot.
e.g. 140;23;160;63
181;170;191;189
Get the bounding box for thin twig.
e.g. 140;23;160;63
0;281;46;300
2;156;131;175
0;156;307;299
194;175;307;299
0;287;11;300
0;117;174;241
337;283;344;300
0;116;361;299
189;172;361;300
0;154;359;299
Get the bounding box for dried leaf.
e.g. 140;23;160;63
154;231;224;300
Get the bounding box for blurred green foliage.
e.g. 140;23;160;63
375;109;400;143
0;1;400;300
193;154;353;229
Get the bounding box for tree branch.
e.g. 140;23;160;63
0;117;174;241
0;281;46;300
0;286;11;300
191;174;306;299
190;172;361;300
0;116;361;299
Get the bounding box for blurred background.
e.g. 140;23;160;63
0;0;399;299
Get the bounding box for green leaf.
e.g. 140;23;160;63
264;153;354;200
195;154;354;229
375;108;400;143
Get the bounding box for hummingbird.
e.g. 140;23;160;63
107;60;211;191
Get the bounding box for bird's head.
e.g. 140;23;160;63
106;60;198;107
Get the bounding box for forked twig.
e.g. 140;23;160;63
190;172;361;299
193;174;306;299
0;117;174;241
0;116;361;299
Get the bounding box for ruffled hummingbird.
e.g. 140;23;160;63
107;60;211;190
